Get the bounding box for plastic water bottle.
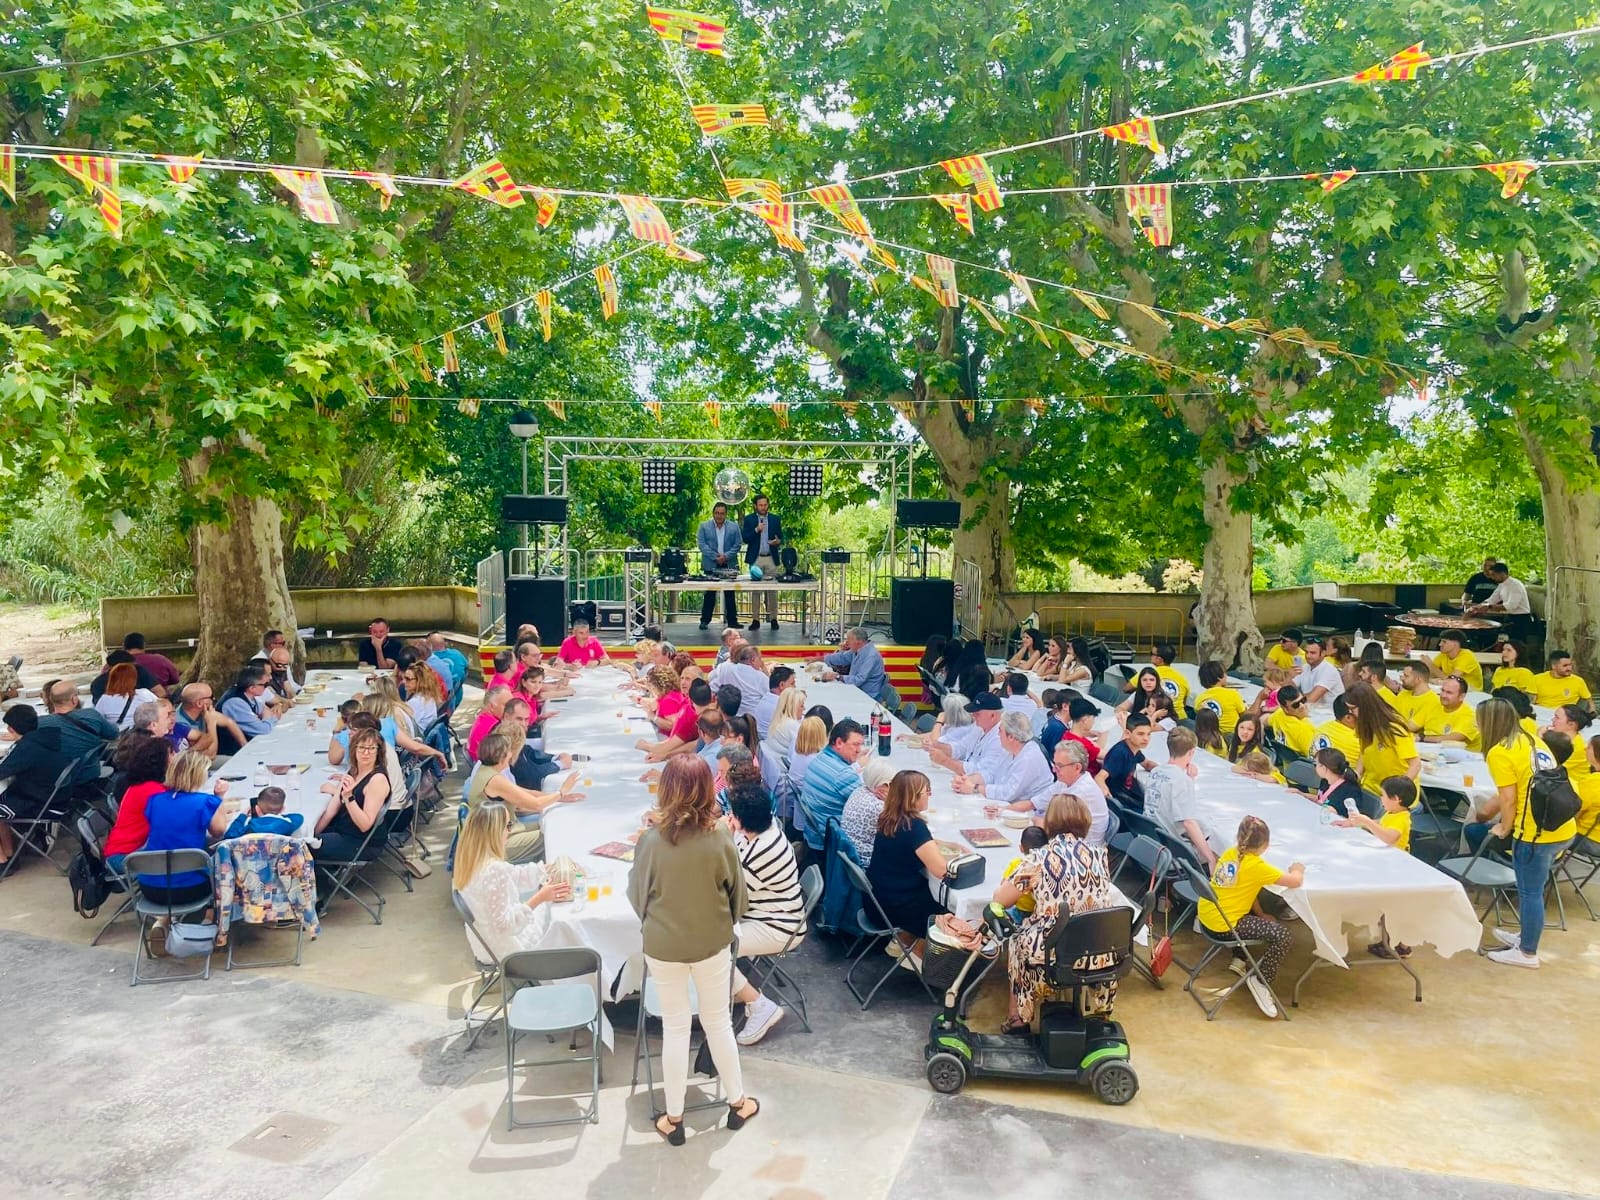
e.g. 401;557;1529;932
1319;805;1334;825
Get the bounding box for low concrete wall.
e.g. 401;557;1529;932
1001;587;1317;647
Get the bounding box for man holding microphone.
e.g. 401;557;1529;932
741;493;784;632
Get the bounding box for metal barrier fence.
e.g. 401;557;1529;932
954;558;983;642
1030;604;1190;658
475;552;505;642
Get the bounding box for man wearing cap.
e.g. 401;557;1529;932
929;692;1009;780
1266;629;1305;676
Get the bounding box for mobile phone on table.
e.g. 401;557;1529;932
570;754;591;762
1343;798;1358;817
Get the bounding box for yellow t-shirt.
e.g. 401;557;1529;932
1265;645;1303;674
1312;719;1360;761
1003;856;1036;914
1520;716;1541;741
1198;848;1284;932
1492;665;1536;695
1377;685;1403;710
1487;735;1576;845
1154;665;1190;719
1575;772;1600;840
1196;685;1246;735
1358;730;1419;797
1378;807;1412;852
1392;688;1444;734
1433;650;1484;692
1268;707;1316;757
1531;671;1593;710
1428;703;1481;751
1565;739;1593;781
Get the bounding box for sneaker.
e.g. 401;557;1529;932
1491;927;1520;950
736;996;784;1045
1227;956;1247;977
885;940;905;960
1244;973;1279;1018
1487;947;1540;970
698;622;711;631
1367;942;1396;960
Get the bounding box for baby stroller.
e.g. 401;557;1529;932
922;902;1138;1106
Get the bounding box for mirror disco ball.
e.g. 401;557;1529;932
713;467;751;506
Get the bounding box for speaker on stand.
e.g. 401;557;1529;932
506;576;568;645
892;499;962;643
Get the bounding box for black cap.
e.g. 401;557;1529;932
965;692;1003;713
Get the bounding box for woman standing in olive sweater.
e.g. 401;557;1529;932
628;754;760;1144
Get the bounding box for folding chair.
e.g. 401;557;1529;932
877;682;902;711
835;854;939;1010
1435;834;1519;928
1089;680;1122;706
738;865;823;1032
501;947;603;1130
452;890;506;1049
1110;833;1179;896
0;756;83;883
914;713;936;734
124;849;216;986
1178;860;1290;1021
1127;845;1173;989
373;767;425;891
630;957;728;1119
1410;786;1467;858
1283;759;1320;794
1554;816;1600;922
314;803;391;924
77;812;137;945
898;702;919;725
214;835;317;970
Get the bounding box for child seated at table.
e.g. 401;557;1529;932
1257;667;1290;714
334;699;360;733
1334;775;1416;958
1198;815;1305;1018
1001;825;1049;921
1233;749;1283;786
222;785;306;840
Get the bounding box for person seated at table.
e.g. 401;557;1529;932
695;713;728;772
1532;649;1593;713
992;792;1116;1034
1038;690;1069;757
1233;749;1281;785
752;666;795;738
453;798;572;962
119;631;180;696
89;648;162;702
815;627;888;703
954;711;1054;810
217;664;279;742
999;672;1038;716
1308;747;1365;814
507;639;544;690
1491;685;1541;741
764;686;808;762
1194;660;1246;735
92;662;159;733
101;736;174;871
1253;665;1289;714
136;753;234;949
461;731;582;863
727;780;806;1046
1197;815;1305;1018
1226;714;1267;764
1117;667;1165;716
1432;630;1484;693
1344;681;1420;798
401;656;447;730
1265;685;1316;758
466;685;511;762
1491;640;1535;698
512;622;540;645
1032;635;1065;680
558;620;610;668
426;631;469;698
1573;735;1600;849
785;716;829;810
641;666;685;732
1334;774;1415;864
712;683;745;721
865;769;953;964
264;645;301;706
357;618;403;670
839;756;899;864
905;693;977;754
1326;635;1353;671
1144;727;1220;869
1392;661;1445;735
313;729;393;870
1266;630;1305;676
1425;675;1481;749
221;785;305;840
328;712;405;800
1297;637;1344;705
999;826;1050;921
1033;740;1109;843
630;638;660;681
1192;708;1227;756
1353;659;1403;708
714;744;756;806
0;705;73;864
485;649;516;693
1148;644;1190;719
1057;637;1094;689
928;693;1007;778
1547;704;1593;780
1006;629;1048;673
952;641;993;701
362;678;448;770
919;634;949;677
798;718;867;851
1097;713;1155;810
713;645;770;716
1312;694;1362;759
499;699;573;792
1342;642;1389;692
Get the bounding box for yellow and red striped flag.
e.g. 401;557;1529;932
1125;300;1173;330
388;358;410;394
351;170;399;210
535;290;553;341
959;397;974;420
528;188;559;228
771;401;789;429
595;265;619;319
159;154;203;184
1018;315;1053;348
940;153;1003;211
452;159;524;208
1481;161;1536;199
1022;398;1046;416
703;399;721;428
1006;270;1037;310
808;183;873;239
1065;331;1097;359
932;192;975;234
458;397;481;417
411;342;433;384
441;331;460;373
1125;183;1172;246
54;154;122;236
485;310;508;355
690;104;769;134
1310;169;1357;193
753;201;805;252
838;399;858;417
926;253;958;307
1067;287;1108;320
1352;43;1431;82
0;145;14;202
964;295;1006;333
544;399;566;420
390;395;411;424
1179;310;1225;330
618;194;674;245
268;166;338;225
724;177;781;204
1100;118;1163;155
646;7;726;55
662;243;706;263
643;399;663;421
909;275;941;300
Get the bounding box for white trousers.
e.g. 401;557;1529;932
732;919;802;992
645;948;744;1118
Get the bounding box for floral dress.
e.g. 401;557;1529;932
1006;834;1116;1022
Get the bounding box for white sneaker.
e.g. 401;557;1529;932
1244;973;1279;1018
736;996;785;1045
1228;957;1247;977
1490;927;1520;950
1487;947;1540;970
885;940;905;960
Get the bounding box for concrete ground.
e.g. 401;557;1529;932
2;697;1597;1200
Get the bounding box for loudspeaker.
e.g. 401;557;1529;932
896;499;962;529
891;578;955;644
506;575;567;644
501;495;570;525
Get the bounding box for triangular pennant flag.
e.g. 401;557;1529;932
909;275;941;300
486;310;508;356
703;399;721;428
529;188;560;228
1227;317;1271;334
594;264;619;319
388;358;410;394
753;201;806;252
452;159;524;209
690;104;769;135
1100;118;1163;155
1125;301;1173;331
646;7;726;55
838;399;858;417
1481;161;1537;199
1007;271;1038;310
314;401;333;419
932;193;975;234
1067;287;1109;320
644;399;663;421
1022;398;1046;416
535;290;553;341
964;295;1006;334
159;154;204;184
1352;43;1431;83
771;401;790;429
869;242;898;270
1064;331;1097;359
1179;310;1225;330
662;243;706;263
457;397;481;417
1018;315;1054;348
724;178;781;204
940;153;1003;211
926;254;958;307
390;395;411;425
351;170;400;210
618;195;675;245
0;146;14;202
892;399;917;423
544;399;566;420
959;397;974;420
808;183;873;239
1125;183;1173;246
267;166;338;225
441;330;460;374
1314;169;1357;193
411;343;434;384
53;154;122;236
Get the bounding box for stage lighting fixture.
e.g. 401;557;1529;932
789;462;824;497
641;459;678;494
658;546;687;581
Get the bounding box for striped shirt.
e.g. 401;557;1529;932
736;825;805;936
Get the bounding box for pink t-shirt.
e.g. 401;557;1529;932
558;636;606;665
467;711;499;762
669;703;700;743
657;690;689;723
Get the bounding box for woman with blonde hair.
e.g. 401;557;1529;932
785;715;829;794
464;730;583;863
764;685;808;762
363;678;447;768
452;800;570;961
628;755;758;1143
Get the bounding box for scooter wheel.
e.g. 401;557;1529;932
1091;1059;1139;1106
925;1052;967;1095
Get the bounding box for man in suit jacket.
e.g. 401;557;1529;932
740;493;784;631
696;502;743;629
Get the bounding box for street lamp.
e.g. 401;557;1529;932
508;407;540;493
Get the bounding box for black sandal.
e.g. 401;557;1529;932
726;1097;761;1130
655;1114;685;1145
1000;1017;1030;1036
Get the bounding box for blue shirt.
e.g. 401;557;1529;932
222;811;305;840
824;642;887;703
220;694;275;739
800;746;860;850
139;789;222;887
333;717;398;756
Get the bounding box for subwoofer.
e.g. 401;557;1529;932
505;575;567;645
891;578;955;644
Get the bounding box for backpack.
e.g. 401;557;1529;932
1526;767;1580;834
67;809;121;918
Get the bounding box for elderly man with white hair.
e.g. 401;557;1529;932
1036;740;1111;845
816;627;887;703
954;709;1053;808
928;692;1007;778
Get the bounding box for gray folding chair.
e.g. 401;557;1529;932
1410;787;1468;858
1435;835;1519;928
452;889;505;1049
836;854;938;1009
1178;860;1290;1021
898;702;919;725
1282;759;1320;794
124;848;216;986
315;800;391;924
501;947;603;1129
1554;815;1600;921
630;958;728;1118
877;682;902;711
0;757;82;883
78;812;137;945
738;865;823;1032
373;767;424;892
215;835;313;970
914;713;936;734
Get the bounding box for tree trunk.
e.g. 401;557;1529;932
1195;455;1264;671
1521;427;1600;680
188;492;300;687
